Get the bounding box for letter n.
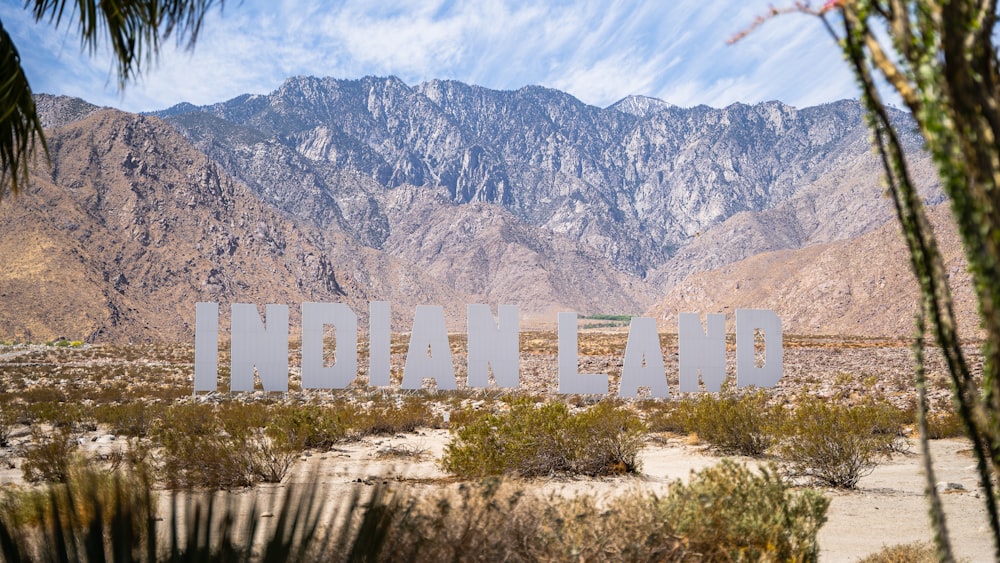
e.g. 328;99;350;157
230;304;289;392
678;313;726;392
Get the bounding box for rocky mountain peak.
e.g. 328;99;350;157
609;94;674;117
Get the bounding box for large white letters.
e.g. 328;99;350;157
230;303;289;392
301;302;357;389
194;302;219;392
619;317;669;398
402;305;457;390
193;303;783;396
558;312;609;395
678;313;727;392
736;308;783;388
368;301;392;386
467;304;520;388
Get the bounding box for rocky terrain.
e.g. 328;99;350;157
0;79;975;342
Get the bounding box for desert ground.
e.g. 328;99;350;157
0;333;995;561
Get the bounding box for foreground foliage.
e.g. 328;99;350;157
441;399;646;477
795;0;1000;557
777;397;902;488
0;459;828;562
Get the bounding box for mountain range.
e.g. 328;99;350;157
0;76;976;342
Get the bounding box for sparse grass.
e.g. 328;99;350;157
442;399;645;478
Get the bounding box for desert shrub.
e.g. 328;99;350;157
642;397;697;434
268;404;346;450
659;459;829;562
155;403;298;488
778;396;898;488
347;397;440;437
0;399;17;447
685;389;784;456
856;541;937;562
22;401;86;429
93;401;166;437
1;463;828;562
859;399;911;454
925;409;965;439
21;427;82;483
380;462;826;562
441;399;645;478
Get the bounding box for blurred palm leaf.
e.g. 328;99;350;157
0;0;223;199
0;20;46;200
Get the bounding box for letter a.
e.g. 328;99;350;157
619;317;669;398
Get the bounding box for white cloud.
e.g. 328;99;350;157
2;0;862;111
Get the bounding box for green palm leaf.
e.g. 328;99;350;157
0;0;223;199
0;19;46;200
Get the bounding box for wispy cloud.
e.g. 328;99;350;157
1;0;861;112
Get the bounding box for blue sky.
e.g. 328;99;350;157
1;0;859;112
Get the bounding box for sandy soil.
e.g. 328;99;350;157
7;428;987;561
0;339;995;560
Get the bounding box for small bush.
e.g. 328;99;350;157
442;399;645;478
0;400;17;447
268;404;346;450
155;403;298;488
778;397;898;488
382;462;827;562
642;398;697;434
856;541;937;562
685;389;784;456
93;401;166;437
21;427;81;483
660;459;829;561
925;409;965;439
347;397;440;437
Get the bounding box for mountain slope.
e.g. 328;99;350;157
0;108;462;341
648;204;978;337
157;77;937;280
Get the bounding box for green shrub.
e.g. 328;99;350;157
0;399;16;447
0;463;829;562
441;399;645;478
268;404;346;450
642;397;697;434
925;409;965;439
346;397;440;437
660;459;829;561
21;427;81;483
778;397;898;488
93;402;166;437
685;389;784;456
382;462;827;562
856;541;937;562
155;403;298;488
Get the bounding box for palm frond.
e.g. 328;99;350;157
29;0;224;87
0;19;47;200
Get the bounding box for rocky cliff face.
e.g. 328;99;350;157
0;82;955;342
156;76;937;281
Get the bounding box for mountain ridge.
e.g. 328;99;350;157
0;80;968;342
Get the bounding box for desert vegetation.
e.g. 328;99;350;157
0;333;981;560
